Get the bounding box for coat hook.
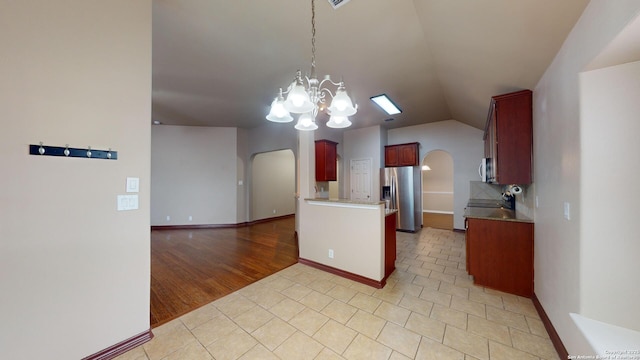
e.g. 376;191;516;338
64;144;70;157
38;142;45;155
87;146;92;158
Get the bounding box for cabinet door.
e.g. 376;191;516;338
384;146;399;167
399;143;419;166
465;218;472;275
494;91;532;184
466;218;533;297
385;143;419;167
384;214;397;278
486;90;532;185
315;140;337;181
487;106;497;183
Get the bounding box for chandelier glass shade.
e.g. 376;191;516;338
294;112;319;131
266;0;357;130
265;89;294;123
326;115;351;128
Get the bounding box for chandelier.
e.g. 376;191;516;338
266;0;357;131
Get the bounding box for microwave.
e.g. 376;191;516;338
479;158;490;182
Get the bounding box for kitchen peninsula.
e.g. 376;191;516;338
298;198;397;288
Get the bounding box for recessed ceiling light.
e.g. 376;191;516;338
152;120;161;125
370;94;402;115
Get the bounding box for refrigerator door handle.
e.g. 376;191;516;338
390;175;396;209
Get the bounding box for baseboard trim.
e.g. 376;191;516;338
298;258;385;289
82;329;153;360
151;214;294;231
532;293;568;360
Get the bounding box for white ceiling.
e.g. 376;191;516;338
152;0;589;131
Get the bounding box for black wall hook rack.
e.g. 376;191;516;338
29;143;118;160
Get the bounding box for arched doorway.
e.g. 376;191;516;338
251;149;296;221
421;150;454;230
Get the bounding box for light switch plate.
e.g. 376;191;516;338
564;202;571;220
126;177;140;193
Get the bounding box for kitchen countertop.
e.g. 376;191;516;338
464;200;533;223
305;198;397;217
305;198;385;206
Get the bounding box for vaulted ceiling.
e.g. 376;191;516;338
152;0;589;131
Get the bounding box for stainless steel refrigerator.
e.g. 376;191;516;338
381;167;422;232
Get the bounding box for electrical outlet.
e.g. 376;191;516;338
328;249;334;259
273;209;277;214
166;215;171;221
117;195;138;211
188;215;193;221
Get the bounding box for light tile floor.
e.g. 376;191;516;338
115;227;559;360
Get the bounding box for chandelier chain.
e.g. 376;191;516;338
311;0;316;76
265;0;356;129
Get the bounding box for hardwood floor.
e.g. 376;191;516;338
150;216;298;328
422;212;453;230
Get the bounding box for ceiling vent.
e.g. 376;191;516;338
327;0;351;10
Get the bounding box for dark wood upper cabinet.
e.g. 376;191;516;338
385;146;399;166
484;90;532;185
315;140;338;181
385;142;419;167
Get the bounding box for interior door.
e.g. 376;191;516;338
350;158;372;201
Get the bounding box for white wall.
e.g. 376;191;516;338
343;126;384;201
151;126;237;225
237;128;249;222
299;201;385;281
533;0;640;354
580;60;640;331
388;120;484;229
422;150;454;213
247;122;298;156
252;150;296;220
0;1;152;359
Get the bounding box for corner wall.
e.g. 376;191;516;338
251;150;296;220
0;1;152;359
532;0;640;354
343;126;384;201
151;126;238;225
580;61;640;331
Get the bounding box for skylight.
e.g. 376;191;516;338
370;94;402;115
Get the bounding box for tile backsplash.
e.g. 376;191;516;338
470;181;503;200
469;181;534;220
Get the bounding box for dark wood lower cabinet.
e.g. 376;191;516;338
466;218;533;297
385;212;397;279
